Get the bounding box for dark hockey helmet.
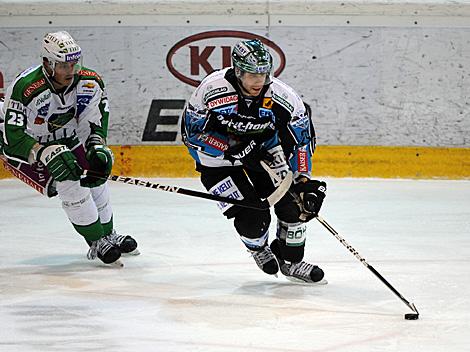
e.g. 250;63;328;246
232;39;273;84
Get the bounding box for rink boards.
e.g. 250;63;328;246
0;1;469;179
2;145;467;179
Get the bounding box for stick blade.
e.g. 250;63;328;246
266;170;293;206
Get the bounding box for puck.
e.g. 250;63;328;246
404;313;419;320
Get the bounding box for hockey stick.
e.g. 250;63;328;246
261;161;419;318
83;161;292;210
315;216;419;319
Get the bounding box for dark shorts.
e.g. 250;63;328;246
196;163;277;218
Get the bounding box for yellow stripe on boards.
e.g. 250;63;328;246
110;145;198;178
312;146;470;179
1;145;469;180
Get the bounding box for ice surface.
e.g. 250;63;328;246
1;177;469;351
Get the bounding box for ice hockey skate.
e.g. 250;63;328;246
279;261;327;284
87;235;122;266
107;230;140;256
270;239;327;284
249;245;279;275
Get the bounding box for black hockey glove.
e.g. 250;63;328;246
204;111;275;142
225;139;273;171
36;144;83;182
292;179;327;222
80;134;114;188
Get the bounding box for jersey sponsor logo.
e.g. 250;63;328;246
82;82;95;89
218;115;274;134
259;108;273;118
7;99;24;112
297;146;308;172
24;78;46;97
78;70;101;80
207;95;238;109
166;30;286;87
203;86;227;102
262;98;273;109
291;114;309;129
37;103;50;117
34;116;45;125
77;95;92;105
216;106;236;115
198;134;229;152
272;93;294;113
209;176;243;211
35;91;51;106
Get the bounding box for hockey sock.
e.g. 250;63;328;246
73;218;104;242
101;216;114;236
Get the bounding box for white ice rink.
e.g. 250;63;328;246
1;176;469;352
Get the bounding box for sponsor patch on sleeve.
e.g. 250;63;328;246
297;146;309;173
198;134;229;152
23;78;46;97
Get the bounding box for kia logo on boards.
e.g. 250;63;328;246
166;30;286;87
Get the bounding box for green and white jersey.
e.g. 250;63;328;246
0;65;109;164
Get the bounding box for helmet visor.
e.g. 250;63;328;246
52;57;82;75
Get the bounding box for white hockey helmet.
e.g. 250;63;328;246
41;31;82;72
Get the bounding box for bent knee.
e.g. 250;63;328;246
234;208;271;238
275;201;301;224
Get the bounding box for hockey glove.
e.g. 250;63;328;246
37;144;83;182
80;144;114;188
225;139;273;171
292;179;327;222
85;133;106;148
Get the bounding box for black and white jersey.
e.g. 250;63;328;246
182;67;316;179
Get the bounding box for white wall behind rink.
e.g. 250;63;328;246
0;0;469;147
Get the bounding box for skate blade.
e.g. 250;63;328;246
285;276;328;285
109;259;124;268
122;248;140;256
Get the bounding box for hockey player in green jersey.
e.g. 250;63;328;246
0;31;139;265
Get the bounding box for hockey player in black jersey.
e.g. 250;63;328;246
181;39;327;283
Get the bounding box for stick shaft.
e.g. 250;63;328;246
84;160;292;210
90;172;269;210
316;216;418;314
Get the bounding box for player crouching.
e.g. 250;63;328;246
181;39;327;284
0;31;138;266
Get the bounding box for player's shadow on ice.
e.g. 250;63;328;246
234;279;327;300
18;254;115;272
